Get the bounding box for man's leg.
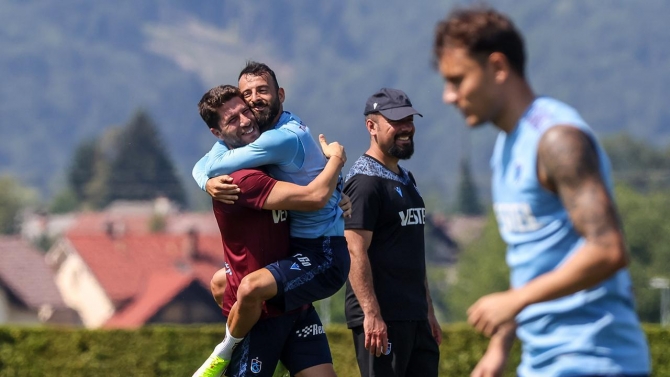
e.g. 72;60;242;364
193;268;277;377
405;321;440;377
295;364;336;377
227;268;278;338
269;236;350;313
210;268;228;309
281;306;336;377
224;313;296;377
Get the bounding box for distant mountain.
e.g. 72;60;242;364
2;0;669;207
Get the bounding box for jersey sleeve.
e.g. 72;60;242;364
192;141;228;191
204;129;300;177
343;174;380;231
230;169;279;210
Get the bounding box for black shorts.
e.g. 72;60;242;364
266;236;350;312
226;305;332;377
352;320;439;377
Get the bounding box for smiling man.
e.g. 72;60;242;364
192;62;350;377
343;88;442;377
191;84;345;377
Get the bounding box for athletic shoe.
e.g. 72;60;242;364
272;361;289;377
192;354;229;377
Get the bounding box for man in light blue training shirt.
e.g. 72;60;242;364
434;6;650;377
192;62;350;377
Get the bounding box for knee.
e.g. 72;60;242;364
237;273;270;303
210;269;228;307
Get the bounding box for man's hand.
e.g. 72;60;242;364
467;290;525;337
205;175;240;204
470;346;508;377
428;309;442;345
319;134;346;164
339;193;352;218
364;312;389;357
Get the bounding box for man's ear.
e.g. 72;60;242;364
488;52;511;84
278;87;285;104
366;118;377;136
209;127;222;139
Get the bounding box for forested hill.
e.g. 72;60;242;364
2;1;669;205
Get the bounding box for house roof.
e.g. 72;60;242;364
0;236;67;309
66;232;224;304
104;270;195;328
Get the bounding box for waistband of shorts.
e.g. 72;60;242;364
291;235;346;245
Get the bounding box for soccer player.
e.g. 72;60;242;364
192;62;350;375
433;6;651;377
343;88;441;377
191;84;341;377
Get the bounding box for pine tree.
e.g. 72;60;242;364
104;110;186;207
67;139;99;203
454;158;483;215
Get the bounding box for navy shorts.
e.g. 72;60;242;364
266;236;350;312
225;305;332;377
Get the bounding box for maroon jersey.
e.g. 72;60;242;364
212;168;290;318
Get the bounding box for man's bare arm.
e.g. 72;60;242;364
262;136;345;211
346;229;389;356
471;323;516;377
518;125;627;305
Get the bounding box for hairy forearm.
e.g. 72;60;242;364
304;156;344;207
425;277;436;314
349;253;381;316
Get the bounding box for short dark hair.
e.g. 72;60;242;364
433;6;526;77
198;85;243;130
238;61;280;91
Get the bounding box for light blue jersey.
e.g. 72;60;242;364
193;111;344;239
491;97;650;376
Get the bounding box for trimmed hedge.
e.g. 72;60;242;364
0;324;667;376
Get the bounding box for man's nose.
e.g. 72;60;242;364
250;91;261;103
443;84;457;104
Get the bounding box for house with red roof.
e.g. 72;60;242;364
0;236;79;325
45;207;227;329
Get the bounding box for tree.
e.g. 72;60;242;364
602;134;670;191
67;138;99;203
104;110;187;207
454;158;484;215
0;176;38;234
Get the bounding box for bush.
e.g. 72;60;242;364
0;324;666;376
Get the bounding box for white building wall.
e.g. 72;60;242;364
49;243;115;328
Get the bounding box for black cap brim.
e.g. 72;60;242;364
378;106;423;121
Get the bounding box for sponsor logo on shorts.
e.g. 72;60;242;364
250;357;262;374
384;342;392;355
290;263;301;271
296;324;325;338
293;253;311;267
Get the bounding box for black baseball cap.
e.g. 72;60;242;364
363;88;423;121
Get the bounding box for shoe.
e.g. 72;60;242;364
192;354;229;377
272;361;289;377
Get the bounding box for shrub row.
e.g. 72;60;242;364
0;324;667;376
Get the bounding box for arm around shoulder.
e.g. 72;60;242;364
262;153;344;211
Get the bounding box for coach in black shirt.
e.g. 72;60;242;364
343;88;441;377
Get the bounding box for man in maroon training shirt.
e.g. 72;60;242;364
194;84;345;377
